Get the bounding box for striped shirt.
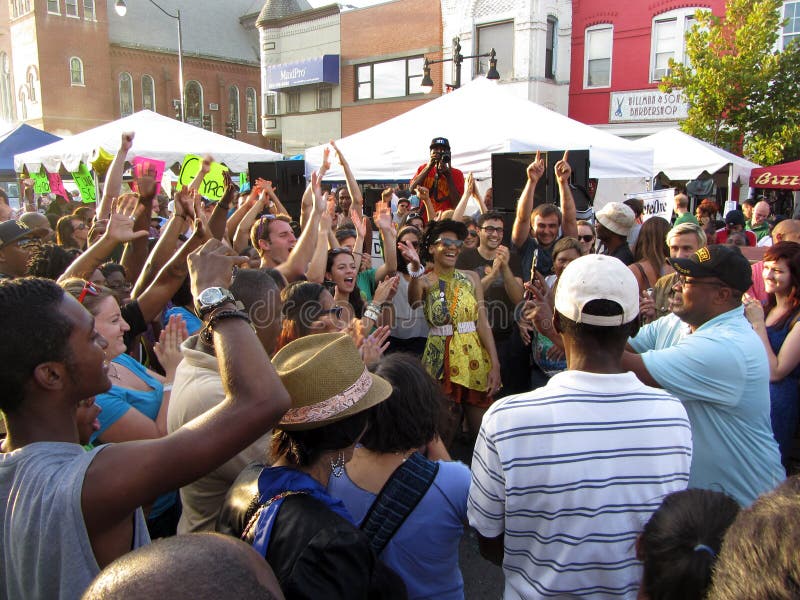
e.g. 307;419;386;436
468;370;692;599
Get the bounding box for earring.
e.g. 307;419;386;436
330;451;345;478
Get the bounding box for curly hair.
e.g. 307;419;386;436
0;278;74;413
26;243;80;280
419;219;467;264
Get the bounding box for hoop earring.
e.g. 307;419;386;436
330;451;345;478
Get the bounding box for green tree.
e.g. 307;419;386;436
660;0;800;164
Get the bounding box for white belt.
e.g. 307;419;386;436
429;321;477;336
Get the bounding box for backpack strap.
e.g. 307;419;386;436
360;452;439;555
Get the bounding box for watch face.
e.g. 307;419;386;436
200;288;224;306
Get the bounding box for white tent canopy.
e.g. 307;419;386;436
14;110;283;173
631;128;759;183
305;78;653;181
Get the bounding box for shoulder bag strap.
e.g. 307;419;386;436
360;452;439;555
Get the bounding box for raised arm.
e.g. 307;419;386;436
745;300;800;381
258;178;288;216
189;155;212;192
81;240;290;567
554;150;577;238
331;140;363;216
98;132;134;220
452;172;477;222
372;200;397;281
278;171;325;283
232;189;267;254
511;151;545;249
120;172;158;285
417;185;435;222
302;147;331;230
307;196;335;283
207;171;237;242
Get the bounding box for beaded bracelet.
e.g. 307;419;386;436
200;309;252;344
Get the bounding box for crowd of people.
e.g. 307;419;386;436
1;132;799;600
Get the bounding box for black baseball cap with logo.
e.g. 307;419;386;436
430;137;450;149
0;220;46;250
668;244;752;292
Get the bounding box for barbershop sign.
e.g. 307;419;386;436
609;89;688;123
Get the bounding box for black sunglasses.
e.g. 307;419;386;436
578;234;594;243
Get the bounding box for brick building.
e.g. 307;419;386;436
1;0;271;149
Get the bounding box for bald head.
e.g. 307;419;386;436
752;201;770;226
82;533;283;600
772;219;800;243
19;212;53;239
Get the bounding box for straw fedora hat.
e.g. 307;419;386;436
272;332;392;431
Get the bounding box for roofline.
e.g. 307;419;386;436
257;4;340;28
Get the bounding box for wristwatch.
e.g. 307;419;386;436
196;287;237;318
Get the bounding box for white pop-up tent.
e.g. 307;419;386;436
632;129;759;195
304;78;653;181
14;110;283;173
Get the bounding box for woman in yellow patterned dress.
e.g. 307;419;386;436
402;219;501;443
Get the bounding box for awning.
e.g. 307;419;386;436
749;160;800;190
266;55;339;90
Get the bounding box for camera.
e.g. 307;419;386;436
441;152;451;165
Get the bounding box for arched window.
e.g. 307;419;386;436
17;86;27;120
70;57;84;86
228;85;240;131
0;53;14;121
142;74;155;111
184;80;203;126
26;66;38;102
246;87;257;132
118;72;133;117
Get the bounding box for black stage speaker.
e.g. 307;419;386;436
248;160;307;217
491;150;590;212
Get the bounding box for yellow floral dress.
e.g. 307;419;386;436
421;270;491;404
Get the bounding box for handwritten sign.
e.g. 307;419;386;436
47;172;68;200
239;172;247;188
132;156;166;196
32;172;50;195
625;188;674;222
71;164;96;203
177;154;229;201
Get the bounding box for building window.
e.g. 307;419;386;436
47;0;60;14
10;0;32;18
184;80;203;126
65;0;78;17
0;53;14;121
317;86;332;110
26;66;37;102
265;92;277;116
783;1;800;49
119;72;133;116
650;8;700;81
246;87;257;132
69;57;84;86
228;85;240;131
584;24;613;88
17;86;27;120
355;56;424;101
476;21;514;80
142;74;155;110
286;91;300;113
545;16;557;80
83;0;94;20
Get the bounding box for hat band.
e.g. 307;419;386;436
279;367;372;426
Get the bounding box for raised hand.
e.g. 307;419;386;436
415;185;430;203
311;171;325;215
220;171;239;209
153;313;189;381
188;239;248;298
359;325;391;368
372;274;400;304
398;239;421;270
372;200;392;231
330;139;347;166
320;146;332;176
120;132;135;152
105;195;150;243
173;187;195;220
255;178;275;196
527;150;545;182
200;155;214;175
350;206;367;239
554;150;571;184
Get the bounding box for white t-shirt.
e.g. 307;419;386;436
468;370;692;600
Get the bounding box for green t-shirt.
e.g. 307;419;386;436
748;221;770;241
673;212;698;226
357;268;377;301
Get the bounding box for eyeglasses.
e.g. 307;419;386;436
256;214;276;240
319;306;344;319
77;281;99;305
467;230;478;238
435;238;464;249
107;281;132;292
406;213;422;221
329;247;353;257
675;275;727;288
480;226;504;235
578;235;595;243
73;223;87;231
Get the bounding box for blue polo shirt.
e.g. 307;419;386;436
636;306;784;506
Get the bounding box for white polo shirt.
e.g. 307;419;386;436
468;370;692;600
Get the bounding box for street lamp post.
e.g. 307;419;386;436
115;0;185;122
420;36;500;93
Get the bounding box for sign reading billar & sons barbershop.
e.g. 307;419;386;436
609;90;689;123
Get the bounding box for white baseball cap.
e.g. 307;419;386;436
554;254;639;326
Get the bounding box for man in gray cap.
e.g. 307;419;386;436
0;220;46;279
623;245;784;506
595;201;636;265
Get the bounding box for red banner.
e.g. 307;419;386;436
749;160;800;190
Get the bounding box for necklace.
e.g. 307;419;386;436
108;363;121;381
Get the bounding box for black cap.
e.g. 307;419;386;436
668;245;752;292
724;209;745;227
0;220;46;249
430;137;450;149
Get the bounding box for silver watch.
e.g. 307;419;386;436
196;287;236;317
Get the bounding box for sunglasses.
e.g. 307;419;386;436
406;213;422;221
319;306;344;319
435;238;464;249
256;214;277;240
329;247;353;257
467;230;478;238
578;235;595;243
77;281;99;305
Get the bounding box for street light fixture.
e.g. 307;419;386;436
420;37;500;93
115;0;185;123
